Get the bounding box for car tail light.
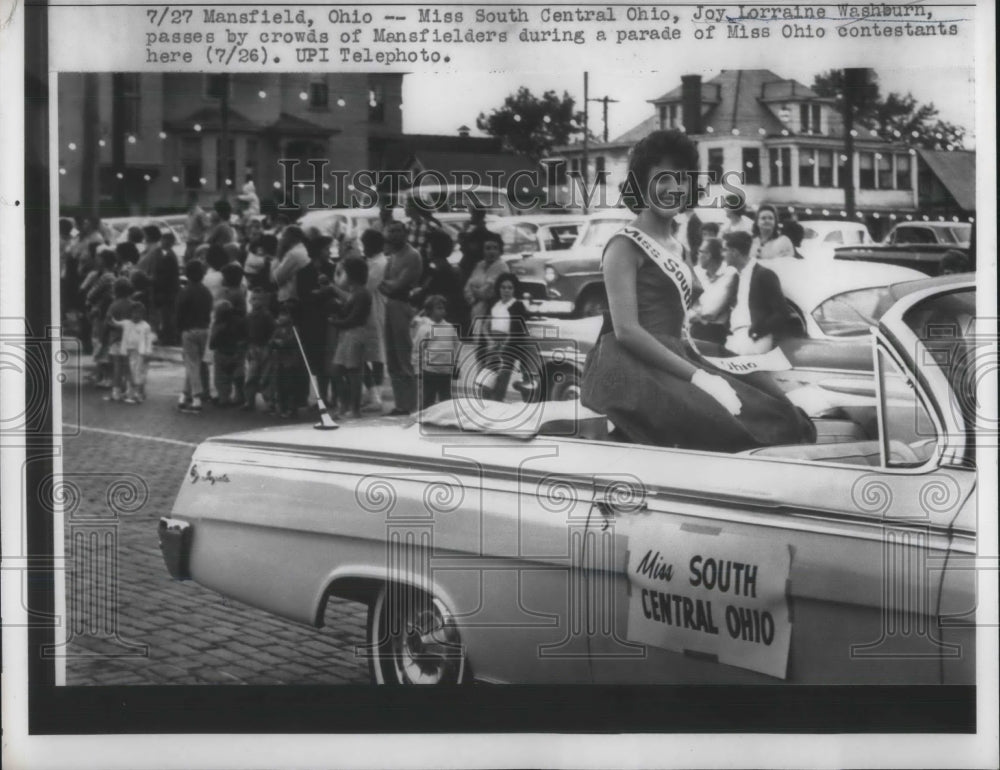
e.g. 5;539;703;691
158;517;193;580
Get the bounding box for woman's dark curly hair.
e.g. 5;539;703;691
622;129;700;213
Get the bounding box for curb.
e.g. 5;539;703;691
59;338;185;365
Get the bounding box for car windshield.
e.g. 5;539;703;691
811;287;889;337
541;224;580;251
580;218;632;247
501;223;538;254
946;224;972;245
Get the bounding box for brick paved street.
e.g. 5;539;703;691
58;347;405;686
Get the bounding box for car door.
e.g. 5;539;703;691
423;441;596;684
584;339;974;684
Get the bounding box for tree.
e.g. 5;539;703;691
476;88;589;162
812;70;967;150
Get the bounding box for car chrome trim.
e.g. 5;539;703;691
196;438;976;541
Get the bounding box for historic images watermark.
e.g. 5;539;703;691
275;162;750;213
39;472;150;660
0;321;82;441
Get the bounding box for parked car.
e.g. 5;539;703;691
795;220;873;260
495;215;584;299
835;221;973;275
398;183;518;218
528;209;635;316
103;216;187;263
531;209;732;317
883;221;972;248
160;278;976;685
511;260;926;403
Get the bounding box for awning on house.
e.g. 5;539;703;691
917;149;976;211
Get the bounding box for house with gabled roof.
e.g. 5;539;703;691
547;69;921;225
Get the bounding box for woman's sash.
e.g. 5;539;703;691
608;226;791;375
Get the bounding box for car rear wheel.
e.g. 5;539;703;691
367;584;467;685
576;288;608;318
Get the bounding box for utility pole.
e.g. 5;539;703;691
582;71;589;214
842;68;864;218
587;95;619;143
219;74;231;202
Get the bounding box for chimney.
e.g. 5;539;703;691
681;75;703;135
457;125;471;138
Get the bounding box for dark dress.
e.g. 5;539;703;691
580;232;815;452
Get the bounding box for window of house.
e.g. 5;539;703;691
877;153;893;189
181;137;202;190
895;153;912;190
799;148;816;187
769;147;791;186
742;147;761;184
309;79;329;109
368;78;385;122
569;157;581;177
707;148;724;180
204;74;229;100
120;74;142;137
799;103;823;134
858;152;876;189
216;137;235;191
668;104;679;129
817;149;834;187
658;105;667;129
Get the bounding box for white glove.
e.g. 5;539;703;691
691;369;742;416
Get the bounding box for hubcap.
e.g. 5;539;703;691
385;595;463;685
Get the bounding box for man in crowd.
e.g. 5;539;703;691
378;220;423;416
722;230;792;356
405;196;440;260
184;192;209;263
457;206;491;282
206;199;236;247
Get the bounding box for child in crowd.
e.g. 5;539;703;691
209;299;248;407
268;304;303;419
104;277;135;402
175;260;213;413
83;247;118;387
108;301;156;403
411;295;461;409
244;233;276;292
325;257;375;419
242;288;276;412
219;262;248;316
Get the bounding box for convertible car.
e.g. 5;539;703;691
160;280;978;685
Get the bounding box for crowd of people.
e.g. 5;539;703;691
59;194;536;419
